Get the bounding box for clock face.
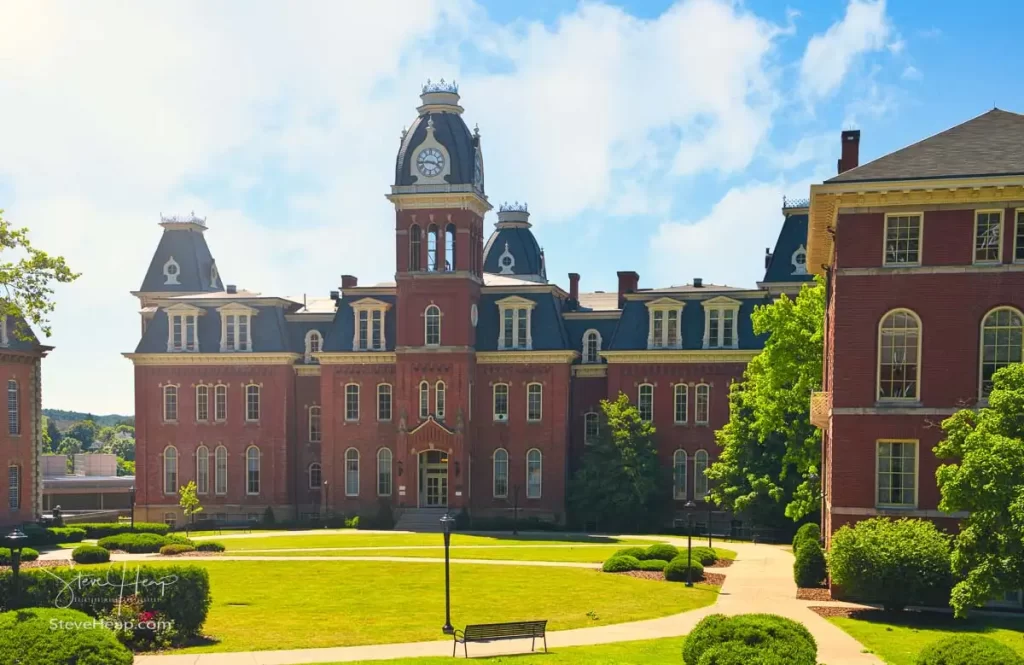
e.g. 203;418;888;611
417;148;445;177
471;304;478;328
473;151;484;190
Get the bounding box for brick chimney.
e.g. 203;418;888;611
568;273;580;301
837;129;860;174
340;274;358;289
616;271;639;309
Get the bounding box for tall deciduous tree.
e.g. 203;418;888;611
936;363;1024;617
0;209;79;339
569;393;669;532
65;420;97;449
706;279;824;523
179;480;204;530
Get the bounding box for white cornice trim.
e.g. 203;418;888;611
572;365;608;377
838;264;1024;277
495;295;538;309
123;353;300;366
563;311;621;319
316;352;397;365
294;365;322;376
476;351;578;364
601;350;757;364
831;506;968;519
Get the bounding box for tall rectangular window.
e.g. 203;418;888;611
435;381;446;419
163;385;178;422
584;412;599;444
308;406;322;442
877;440;917;508
647;302;684;349
377;384;392;421
221;311;252;351
975;211;1003;263
708;310;719;347
674;384;687;424
7;380;18;435
196;447;209;495
196;385;209;422
1015;210;1024;262
493;384;509;421
215;446;227;495
7;465;19;510
358;311;369;351
245;385;260;422
723;310;735;347
419;381;429;419
516;308;528;347
498;301;533;350
652;311;664;348
502;309;514;348
371;310;383;349
169;313;198;352
345;384;360;421
638;384;653;422
214;385;227;421
883;214;921;265
353;306;386;351
695;384;710;424
246;447;260;495
527;383;542;422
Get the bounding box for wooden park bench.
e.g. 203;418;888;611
452;620;547;658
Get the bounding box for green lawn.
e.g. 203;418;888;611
830;611;1024;665
305;637;686;664
155;560;717;653
229;545;737;564
216;533;655;551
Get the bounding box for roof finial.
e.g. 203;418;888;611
473;123;480;138
427;116;434;131
401;126;408;141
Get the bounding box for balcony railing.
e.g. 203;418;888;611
810;391;830;429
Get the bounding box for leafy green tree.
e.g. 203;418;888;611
706;279;824;522
65;420;97;449
104;436;135;462
0;209;79;339
116;458;135;477
936;363;1024;617
569;393;669;532
56;436;82;457
46;416;61;452
178;481;203;529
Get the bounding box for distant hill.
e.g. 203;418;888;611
42;409;134;429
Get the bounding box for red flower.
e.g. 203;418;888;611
139;611;155;622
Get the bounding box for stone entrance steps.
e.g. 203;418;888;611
394;507;452;532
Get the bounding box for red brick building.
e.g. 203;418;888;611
128;83;810;528
808;110;1024;545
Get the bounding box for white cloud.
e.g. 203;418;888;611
799;0;892;102
901;65;922;80
765;133;836;170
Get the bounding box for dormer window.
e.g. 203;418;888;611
305;330;322;363
646;298;684;349
582;329;602;363
351;298;390;351
703;297;741;349
496;296;535;350
163;257;181;285
165;304;202;352
218;303;257;352
791;244;808;275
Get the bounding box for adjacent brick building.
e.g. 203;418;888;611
128;82;810;528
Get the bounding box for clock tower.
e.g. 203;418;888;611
386;80;490;512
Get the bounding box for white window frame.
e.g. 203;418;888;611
304;329;323;363
163;384;179;423
974;209;1004;265
493;448;509;498
526;383;542;422
6;380;18;436
582;329;602;363
165;304;202;352
217;303;257;352
308;405;322;442
309;462;322;489
351;298;390;352
424;305;442;346
377;383;393;422
163;445;178;495
702;296;741;349
345;448;359;496
215;445;228;495
877;308;922;402
875;439;918;509
435;380;446;419
246;445;260;495
195;384;209;422
196;445;209;495
1014;208;1024;263
345;383;360;422
638;383;653;422
214;384;228;422
244;383;261;422
694;449;709;498
646;298;684;349
377;448;393;496
526;448;542;499
164;512;177;528
673;449;687;500
883;213;923;267
673;384;688;424
583;412;599;445
418;381;429;419
496;296;535;350
7;464;19;510
695;384;710;425
493;383;509;422
979;306;1024;399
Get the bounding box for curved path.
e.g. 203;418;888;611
130;539;882;665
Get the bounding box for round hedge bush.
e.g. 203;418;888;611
664;556;704;582
644;543;680;561
613;547;649;560
793;539;827;588
792;522;819;552
97;533;169;553
683;614;817;665
48;527;87;543
159;543;196;556
602;555;641;572
195;541;226;552
71;544;110;564
165;534;195;546
916;635;1024;665
638;558;667;572
0;546;39;564
689;546;718;566
0;607;133;665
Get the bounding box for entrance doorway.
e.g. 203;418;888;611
418;450;449;508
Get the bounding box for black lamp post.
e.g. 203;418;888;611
129;485;136;529
5;528;27;609
440;512;456;634
684;500;696;587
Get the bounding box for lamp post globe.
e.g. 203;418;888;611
440;512;456;635
684;500;696;588
5;528;28;608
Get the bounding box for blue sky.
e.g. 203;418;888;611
0;0;1022;414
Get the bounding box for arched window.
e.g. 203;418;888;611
493;383;509;421
345;383;360;422
345;448;359;496
673;450;687;499
445;223;456;271
377;384;393;421
245;383;261;422
425;305;441;346
163;445;178;495
674;384;688;424
638;383;653;422
427;224;439;271
309;462;322;489
694;450;709;498
435;380;446;419
980;307;1024;397
493;449;509;497
6;379;18;435
526;383;542;422
195;384;209;422
419;381;430;419
305;330;322;363
7;465;19;510
215;445;227;495
214;384;227;421
878;309;921;401
526;449;542;498
377;448;393;496
584;412;599;445
409;224;422;271
163;385;178;422
695;384;710;424
246;446;260;495
196;445;209;495
582;330;602;363
308;406;322;442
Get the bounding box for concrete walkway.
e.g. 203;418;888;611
132;540;882;665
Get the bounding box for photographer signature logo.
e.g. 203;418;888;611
41;563;179;609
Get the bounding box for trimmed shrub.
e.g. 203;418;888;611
0;564;211;637
793;539;827;588
828;517;952;611
71;545;110;564
49;527;86;543
0;547;39;564
614;547;649;560
195;541;225;552
97;533;169;553
638;559;667;572
916;635;1024;665
664;556;704;582
792;522;819;552
689;546;718;566
601;555;641;572
644;543;680;562
695;642;815;665
165;534;195;546
683;613;817;665
0;607;133;665
70;522;170;539
23;525;88;547
262;506;276;526
344;516;360;529
159;543;195;556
